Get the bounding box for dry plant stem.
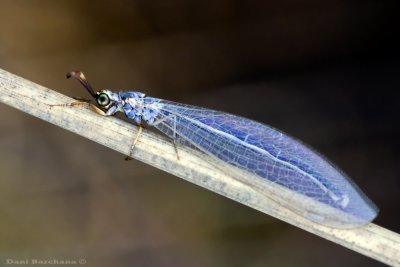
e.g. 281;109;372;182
0;68;399;266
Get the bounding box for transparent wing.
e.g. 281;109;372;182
151;100;378;228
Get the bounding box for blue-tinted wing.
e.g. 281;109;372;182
151;100;377;228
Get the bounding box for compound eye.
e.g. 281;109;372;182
97;93;110;107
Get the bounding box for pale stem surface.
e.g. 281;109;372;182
0;68;399;266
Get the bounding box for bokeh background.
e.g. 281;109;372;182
0;1;399;266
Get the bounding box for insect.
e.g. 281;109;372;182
55;71;378;229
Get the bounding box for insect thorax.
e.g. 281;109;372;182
120;92;161;125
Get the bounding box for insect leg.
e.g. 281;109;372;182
172;115;180;160
151;114;180;160
48;101;88;108
49;101;107;116
72;96;92;102
125;125;143;161
89;104;107;116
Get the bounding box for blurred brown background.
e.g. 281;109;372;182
0;1;399;266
